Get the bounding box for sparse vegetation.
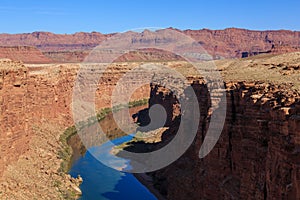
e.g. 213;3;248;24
78;98;149;130
129;98;148;107
58;126;77;173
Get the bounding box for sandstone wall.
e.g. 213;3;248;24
148;81;300;200
0;60;150;177
0;60;29;175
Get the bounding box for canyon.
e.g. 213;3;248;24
0;29;300;199
0;59;150;199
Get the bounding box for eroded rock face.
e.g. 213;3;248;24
148;81;300;200
0;60;29;175
0;60;150;177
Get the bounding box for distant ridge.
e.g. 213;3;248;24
0;28;299;63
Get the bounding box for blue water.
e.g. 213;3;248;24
69;135;157;200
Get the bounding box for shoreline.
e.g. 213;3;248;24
66;103;151;199
67;132;166;200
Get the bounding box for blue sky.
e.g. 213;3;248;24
0;0;299;34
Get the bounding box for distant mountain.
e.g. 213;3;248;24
0;28;299;63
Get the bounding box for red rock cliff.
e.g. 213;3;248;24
147;80;300;199
0;60;150;177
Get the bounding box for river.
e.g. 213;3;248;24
68;106;158;200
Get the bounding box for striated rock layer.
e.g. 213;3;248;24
0;60;150;178
0;28;300;63
0;32;112;51
0;46;53;64
183;28;300;58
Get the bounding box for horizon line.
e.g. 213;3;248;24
1;27;300;35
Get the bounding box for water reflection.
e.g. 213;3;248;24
69;135;157;200
69;103;157;200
